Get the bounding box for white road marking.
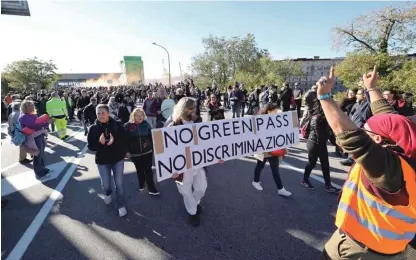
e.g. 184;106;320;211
5;144;88;260
1;162;20;173
1;129;83;173
1;161;67;197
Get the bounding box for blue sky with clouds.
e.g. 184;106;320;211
0;1;406;79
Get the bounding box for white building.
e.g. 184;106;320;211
285;56;346;92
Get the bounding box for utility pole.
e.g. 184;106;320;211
152;42;171;87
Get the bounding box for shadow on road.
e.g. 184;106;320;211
16;156;338;260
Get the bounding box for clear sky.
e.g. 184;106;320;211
0;1;406;79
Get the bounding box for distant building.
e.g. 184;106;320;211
285;56;346;92
285;53;416;93
120;56;145;85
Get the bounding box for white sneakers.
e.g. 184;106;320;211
103;195;127;217
278;188;292;197
252;181;263;191
104;195;112;205
118;207;127;217
252;181;292;197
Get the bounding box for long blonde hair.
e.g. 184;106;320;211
172;97;196;123
129;108;147;123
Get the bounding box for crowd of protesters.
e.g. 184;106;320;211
2;73;416;258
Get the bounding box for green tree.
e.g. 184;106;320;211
2;57;59;90
1;76;11;96
234;56;303;90
333;4;416;55
191;34;302;90
333;4;416;95
390;59;416;94
191;34;268;87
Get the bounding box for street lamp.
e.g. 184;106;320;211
152;42;171;87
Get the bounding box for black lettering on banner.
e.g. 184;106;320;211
206;148;214;163
255;139;265;152
275;134;286;147
235;141;244;155
266;117;275;130
256;118;264;131
275;115;283;128
286;132;294;145
243;140;247;155
212;124;222;138
266;136;273;149
223;121;231;136
215;146;222;159
232;120;241;135
192;151;203;166
283;114;289;127
198;125;210;140
242;119;252;133
173;155;186;171
158;159;172;177
247;139;255;154
222;145;230;158
179;128;193;144
164;130;178;149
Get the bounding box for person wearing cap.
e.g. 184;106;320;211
46;92;68;140
318;66;416;259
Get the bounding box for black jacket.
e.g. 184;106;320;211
37;98;48;115
117;106;130;124
77;97;90;110
87;118;127;165
307;114;330;145
207;101;225;121
83;103;97;125
280;87;293;111
349;100;372;129
124;121;153;156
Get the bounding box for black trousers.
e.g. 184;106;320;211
241;102;246;117
304;140;331;186
131;153;156;191
295;100;302;120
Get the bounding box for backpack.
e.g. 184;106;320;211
11;123;26;146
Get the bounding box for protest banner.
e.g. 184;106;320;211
152;110;299;182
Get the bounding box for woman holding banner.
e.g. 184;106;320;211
168;97;223;227
251;103;292;197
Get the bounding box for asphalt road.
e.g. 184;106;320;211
1;110;351;260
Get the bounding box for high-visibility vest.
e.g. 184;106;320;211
46;98;67;117
336;156;416;254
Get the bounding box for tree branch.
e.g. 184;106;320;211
338;28;378;54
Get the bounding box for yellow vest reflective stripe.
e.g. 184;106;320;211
335;157;416;254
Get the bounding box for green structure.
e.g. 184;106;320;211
122;56;144;85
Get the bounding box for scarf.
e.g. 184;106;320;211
366;113;416;161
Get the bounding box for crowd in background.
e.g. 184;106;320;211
1;79;415;223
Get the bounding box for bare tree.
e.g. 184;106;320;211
333;4;416;55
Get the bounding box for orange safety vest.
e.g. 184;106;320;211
336;157;416;254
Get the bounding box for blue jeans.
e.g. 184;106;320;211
97;160;125;207
33;134;47;177
254;157;283;190
231;105;241;118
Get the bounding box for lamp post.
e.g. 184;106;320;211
152;42;171;87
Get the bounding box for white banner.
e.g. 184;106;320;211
152;111;299;182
